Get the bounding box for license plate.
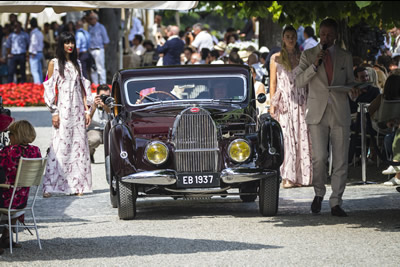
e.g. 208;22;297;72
177;173;220;188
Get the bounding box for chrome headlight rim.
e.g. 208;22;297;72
228;139;251;163
144;141;169;165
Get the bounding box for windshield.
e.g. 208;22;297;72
124;75;247;105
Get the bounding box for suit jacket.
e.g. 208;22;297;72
156;36;184;66
296;44;354;126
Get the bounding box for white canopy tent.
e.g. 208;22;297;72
0;1;198;13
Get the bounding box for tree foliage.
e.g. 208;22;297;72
195;1;400;29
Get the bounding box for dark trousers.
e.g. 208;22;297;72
7;53;26;83
79;51;90;79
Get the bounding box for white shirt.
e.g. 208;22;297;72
394;35;400;54
252;62;266;82
211;59;224;64
302;37;318;51
128;17;144;41
88;108;109;131
132;44;145;56
191;31;214;52
29;28;44;54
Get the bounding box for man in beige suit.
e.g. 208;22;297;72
296;18;358;217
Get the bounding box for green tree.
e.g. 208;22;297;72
196;1;400;28
195;1;400;52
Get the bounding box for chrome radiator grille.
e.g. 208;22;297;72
172;108;218;173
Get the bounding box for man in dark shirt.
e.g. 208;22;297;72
156;25;184;66
6;21;29;83
239;17;256;41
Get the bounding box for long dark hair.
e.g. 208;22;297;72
56;31;81;78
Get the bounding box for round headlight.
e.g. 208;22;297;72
145;141;169;165
228;139;251;163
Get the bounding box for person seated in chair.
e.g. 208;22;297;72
0;120;41;254
372;74;400;186
348;67;381;163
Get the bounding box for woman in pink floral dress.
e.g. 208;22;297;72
269;25;313;188
42;32;93;197
0;120;41;253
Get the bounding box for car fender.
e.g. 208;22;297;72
109;123;137;178
256;113;284;170
103;120;111;157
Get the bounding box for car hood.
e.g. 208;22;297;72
128;102;252;137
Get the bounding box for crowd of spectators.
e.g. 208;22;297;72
346;26;400;190
122;15;269;90
0;12;110;85
0;13;271;87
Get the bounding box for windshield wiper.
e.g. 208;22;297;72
135;91;158;102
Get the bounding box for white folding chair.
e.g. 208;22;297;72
0;157;47;254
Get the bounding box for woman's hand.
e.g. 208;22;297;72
85;113;91;128
52;114;60;129
269;105;275;117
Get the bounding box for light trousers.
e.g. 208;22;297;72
87;129;103;156
308;102;350;207
90;48;106;85
29;52;43;84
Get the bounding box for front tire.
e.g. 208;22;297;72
258;175;280;216
117;180;137;220
106;155;118;208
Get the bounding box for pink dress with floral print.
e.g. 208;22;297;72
42;59;93;194
0;145;41;209
271;62;313;186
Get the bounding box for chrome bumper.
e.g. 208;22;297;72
121;168;277;186
221;168;277;184
121;170;177;185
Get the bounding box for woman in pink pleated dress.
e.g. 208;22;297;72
269;25;313;188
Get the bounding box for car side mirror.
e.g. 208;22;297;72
257;93;267;104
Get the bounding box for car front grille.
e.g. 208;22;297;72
172;108;219;173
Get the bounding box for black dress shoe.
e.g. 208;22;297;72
311;196;323;214
331;205;348;217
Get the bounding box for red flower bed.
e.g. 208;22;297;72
0;83;107;107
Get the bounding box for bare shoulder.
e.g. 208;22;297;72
47;58;57;78
271;52;281;61
270;52;281;65
48;58;55;69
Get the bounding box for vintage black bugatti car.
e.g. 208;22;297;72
104;64;284;219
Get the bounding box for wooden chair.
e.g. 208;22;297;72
0;157;47;254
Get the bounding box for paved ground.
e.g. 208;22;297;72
1;107;399;266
